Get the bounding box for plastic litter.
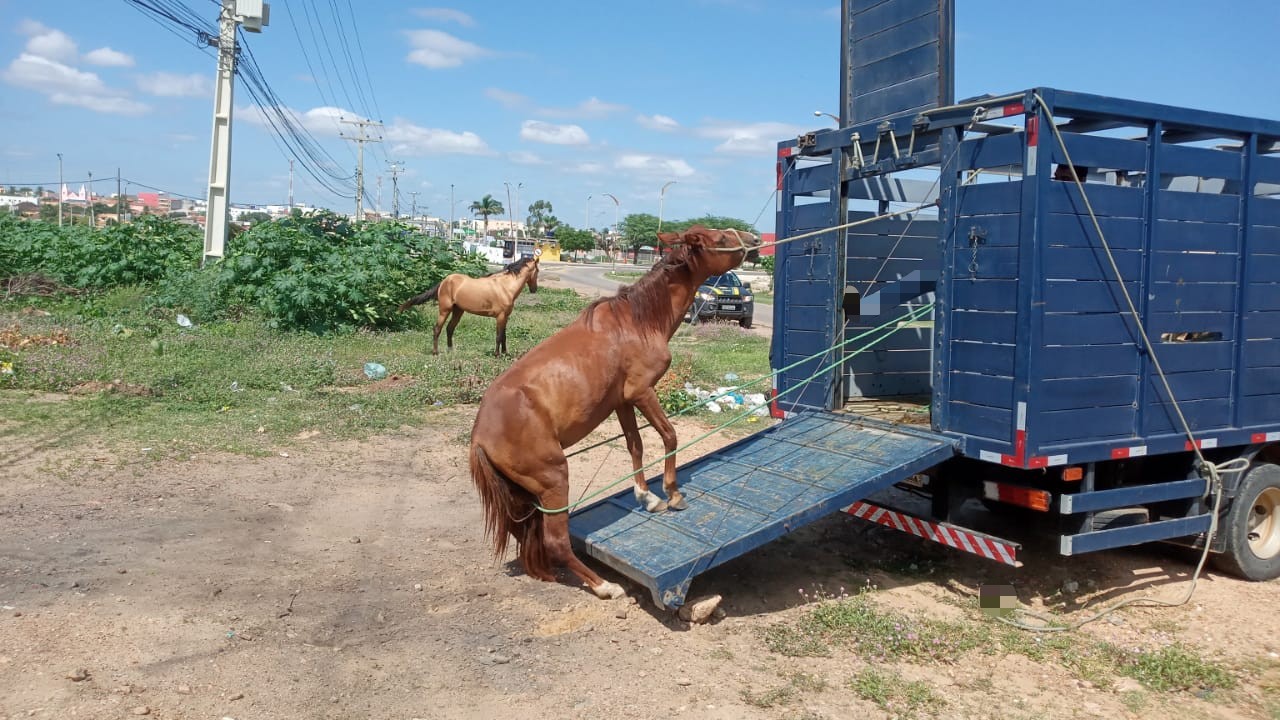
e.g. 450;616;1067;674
176;314;193;328
723;372;739;382
363;362;388;380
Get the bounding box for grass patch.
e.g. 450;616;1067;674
1120;643;1236;694
850;668;944;719
604;271;645;282
740;672;827;709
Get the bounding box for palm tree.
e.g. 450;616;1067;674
469;194;504;239
526;199;553;234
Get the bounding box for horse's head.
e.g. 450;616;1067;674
524;250;541;294
656;225;761;281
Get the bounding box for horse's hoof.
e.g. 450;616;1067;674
635;489;668;513
592;581;626;600
667;494;688;511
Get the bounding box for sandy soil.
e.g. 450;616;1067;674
3;405;1279;720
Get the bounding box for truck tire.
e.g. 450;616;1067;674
739;315;753;329
1212;462;1280;581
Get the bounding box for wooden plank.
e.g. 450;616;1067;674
1253;197;1280;227
1246;255;1280;283
1252;224;1280;253
1240;395;1280;426
951;340;1016;376
960;133;1024;171
950;371;1015;409
846;234;938;258
1151;251;1241;283
952;310;1017;345
1148;282;1239;312
1255;155;1280;186
1152;219;1240;253
1246;283;1280;312
952;278;1017;311
1149;340;1236;373
791;163;836;195
789;201;836;232
1042;312;1140;346
1043;279;1141;313
1160;144;1243;181
1242;367;1280;397
1156;190;1241;223
780;280;833;306
952;213;1021;247
1044;213;1144;250
1145;369;1235;403
1244;338;1280;366
1036;406;1136;444
1042;246;1144;282
848;256;939;281
1149;311;1238;339
850;11;940;65
1144;398;1232;434
1046;182;1144;218
847;350;933;373
1039;375;1139;411
1052;134;1147;172
1244;311;1280;339
951;245;1020;279
1037;344;1139;379
946;400;1012;441
957;181;1022;215
850;0;938;41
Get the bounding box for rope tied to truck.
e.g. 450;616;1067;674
991;93;1254;633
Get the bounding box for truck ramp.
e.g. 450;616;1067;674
568;411;957;609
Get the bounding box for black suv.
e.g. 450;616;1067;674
684;271;755;328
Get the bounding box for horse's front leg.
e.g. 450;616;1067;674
616;404;667;513
634;388;685;511
494;312;509;356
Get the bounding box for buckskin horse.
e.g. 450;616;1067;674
398;252;540;357
468;226;761;599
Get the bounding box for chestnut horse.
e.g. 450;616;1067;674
468;226;760;599
399;253;540;357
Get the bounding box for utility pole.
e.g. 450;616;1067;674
449;183;455;240
56;152;63;228
287;158;294;210
409;190;418;225
376;175;382;216
338;116;383;222
387;160;404;219
203;0;269;265
88;171;94;227
514;182;523;239
116;168;122;222
503;181;514;240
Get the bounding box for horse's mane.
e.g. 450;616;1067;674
487;256;535;277
583;245;691;335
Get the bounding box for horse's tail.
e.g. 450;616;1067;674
469;444;551;580
398;281;442;311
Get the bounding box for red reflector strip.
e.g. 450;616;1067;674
1026;116;1039;147
845;501;1019;567
1111;445;1147;459
778;146;796;158
1001;102;1026;117
1253;431;1280;443
1184;438;1219;450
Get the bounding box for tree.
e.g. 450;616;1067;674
526;199;553;233
237;211;272;224
557;227;595;259
469;194;504;239
620;213;661;258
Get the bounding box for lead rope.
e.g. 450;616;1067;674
994;95;1252;632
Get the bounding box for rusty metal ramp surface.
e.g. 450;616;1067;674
568;411;957;609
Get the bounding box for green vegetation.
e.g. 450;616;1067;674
850;668;945;719
740;672;828;709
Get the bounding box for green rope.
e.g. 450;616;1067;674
565;304;937;460
535;303;935;514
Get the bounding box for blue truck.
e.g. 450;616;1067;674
569;1;1280;610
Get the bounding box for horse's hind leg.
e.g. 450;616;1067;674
635;388;686;511
494;312;509;357
540;488;625;600
444;307;464;351
616;404;668;513
432;305;449;355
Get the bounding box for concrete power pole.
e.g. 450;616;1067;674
203;0;269;265
387;161;404;219
287;158;294;210
376;175;382;216
338;117;382;222
88;171;94;227
409;190;418;225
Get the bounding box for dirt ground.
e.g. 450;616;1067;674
3;406;1280;720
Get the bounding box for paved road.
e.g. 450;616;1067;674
542;262;774;335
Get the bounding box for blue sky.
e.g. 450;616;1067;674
1;1;1277;232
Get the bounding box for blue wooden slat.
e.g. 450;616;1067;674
791;163;836;195
1048;88;1280;138
1037;344;1139;379
1042;312;1140;346
1061;478;1207;515
950;371;1014;408
1144;398;1232;434
846;372;932;397
1052;134;1147;172
1039;375;1139;411
1046;183;1144;218
849;256;940;280
1145;370;1235;403
1252;224;1280;251
1037;406;1136;443
853;42;941;97
1150;311;1238;338
786;305;835;332
855;75;947;124
1151;251;1241;283
952;278;1017;311
850;11;939;65
1150;341;1236;373
1043;280;1141;313
951;245;1019;278
846;348;933;372
790;202;835;231
1148;282;1239;312
1042;246;1144;281
1253;198;1280;227
959;133;1024;171
1244;311;1280;339
1241;366;1280;396
1240;395;1280;425
952;310;1016;344
785;281;838;306
1062;515;1212;556
1156;190;1241;223
1044;213;1144;249
951;340;1015;376
1256;155;1280;185
1244;338;1280;366
946;400;1011;441
1153;219;1240;252
1160;144;1243;181
1247;255;1280;282
954;213;1020;247
956;181;1022;213
850;0;938;39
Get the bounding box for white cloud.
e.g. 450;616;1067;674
413;8;475;26
615;153;696;178
637;113;680;132
83;47;134;67
485;87;529;109
404;29;491;69
136;72;208;97
566;162;606;175
520;120;589;146
696;120;807;155
539;97;626;119
2;52;148;115
18;20;77;63
385;118;492;155
240;104;356;138
508;151;547;165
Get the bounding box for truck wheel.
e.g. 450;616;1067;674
1212;462;1280;581
739;315;753;329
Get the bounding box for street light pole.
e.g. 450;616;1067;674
813;110;840;124
602;193;619;267
449;183;454;240
503;181;514;241
514;182;523;239
57;153;63;228
658;180;677;231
